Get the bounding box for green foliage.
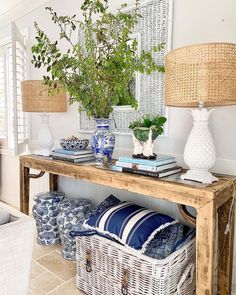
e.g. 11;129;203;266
129;114;167;141
31;0;165;118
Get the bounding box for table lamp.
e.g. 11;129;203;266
21;80;67;156
164;43;236;184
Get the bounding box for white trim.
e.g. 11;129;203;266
11;22;18;156
167;0;174;53
0;0;50;28
163;0;174;137
122;0;160;12
112;105;134;112
0;148;15;157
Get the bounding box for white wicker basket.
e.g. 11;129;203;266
0;202;35;295
76;235;195;295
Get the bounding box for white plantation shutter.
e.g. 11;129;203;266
0;22;28;154
11;22;29;155
0;48;7;140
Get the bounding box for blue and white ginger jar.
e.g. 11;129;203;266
91;118;115;165
32;191;65;245
57;198;93;260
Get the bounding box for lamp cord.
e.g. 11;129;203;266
214;178;236;274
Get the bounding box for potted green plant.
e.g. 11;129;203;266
31;0;165;164
129;115;167;158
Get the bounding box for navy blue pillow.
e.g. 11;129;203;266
91;194;121;216
84;201;177;252
144;223;185;259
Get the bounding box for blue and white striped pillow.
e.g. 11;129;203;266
84;202;177;252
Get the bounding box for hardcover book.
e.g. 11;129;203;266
118;155;176;167
52;155;95;163
52;148;93;156
51;151;93;159
116;161;177;172
122;166;182;178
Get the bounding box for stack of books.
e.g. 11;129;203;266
116;155;181;178
51;148;95;163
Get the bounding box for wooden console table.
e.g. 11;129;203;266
19;154;235;295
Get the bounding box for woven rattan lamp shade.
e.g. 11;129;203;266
164;43;236;107
21;80;67;112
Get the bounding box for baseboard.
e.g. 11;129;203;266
0;197;19;210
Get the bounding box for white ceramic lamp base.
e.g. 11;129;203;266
181;108;218;184
180;169;218;183
37;113;54;157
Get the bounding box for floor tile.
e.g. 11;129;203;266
29;271;63;295
30;260;46;280
37;251;76;281
33;241;61;260
47;278;86;295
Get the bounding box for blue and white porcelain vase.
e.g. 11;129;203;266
91;118;115;165
57;198;93;260
32;191;65;245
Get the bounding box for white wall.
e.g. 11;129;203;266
0;0;236;292
6;0;236;171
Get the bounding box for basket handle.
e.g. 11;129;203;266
85;249;92;273
121;269;129;295
176;263;195;294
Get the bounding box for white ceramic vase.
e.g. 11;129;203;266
180;108;218;184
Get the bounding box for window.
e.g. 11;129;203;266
0;22;28;155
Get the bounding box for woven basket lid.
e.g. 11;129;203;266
164;42;236;107
21;80;67;112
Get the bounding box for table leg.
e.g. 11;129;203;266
217;197;235;295
20;163;30;215
49;173;58;191
196;201;217;295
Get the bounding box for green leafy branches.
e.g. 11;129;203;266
31;0;165;118
129;114;167;141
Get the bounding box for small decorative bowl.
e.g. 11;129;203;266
60;138;89;150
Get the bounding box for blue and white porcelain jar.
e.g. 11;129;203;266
57;198;93;260
32;191;65;245
91;118;115;165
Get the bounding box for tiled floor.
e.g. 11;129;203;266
29;240;86;295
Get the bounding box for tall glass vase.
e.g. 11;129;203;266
91;118;115;165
